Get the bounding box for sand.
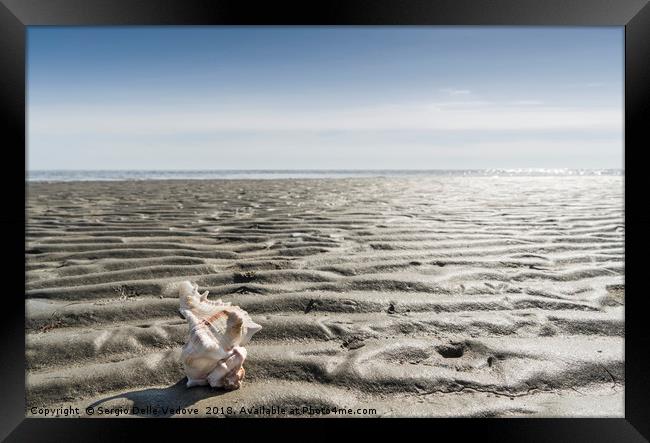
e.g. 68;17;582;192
25;176;624;417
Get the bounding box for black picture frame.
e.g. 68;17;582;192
2;0;648;440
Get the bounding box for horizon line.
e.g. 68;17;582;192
28;167;624;172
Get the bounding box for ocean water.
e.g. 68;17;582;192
27;169;623;182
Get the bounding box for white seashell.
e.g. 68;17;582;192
178;281;261;390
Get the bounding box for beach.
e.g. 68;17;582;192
25;176;624;417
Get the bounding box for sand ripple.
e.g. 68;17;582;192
26;177;624;417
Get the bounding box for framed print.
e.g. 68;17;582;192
1;0;648;440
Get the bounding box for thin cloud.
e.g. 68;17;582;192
440;88;472;96
568;82;606;88
508;100;543;106
28;135;623;171
30;102;623;136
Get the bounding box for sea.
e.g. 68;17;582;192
27;169;623;182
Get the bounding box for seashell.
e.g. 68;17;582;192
178;281;261;390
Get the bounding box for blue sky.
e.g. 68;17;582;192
27;27;623;170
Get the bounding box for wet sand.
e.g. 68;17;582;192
25;176;624;417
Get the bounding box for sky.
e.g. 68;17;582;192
27;27;624;170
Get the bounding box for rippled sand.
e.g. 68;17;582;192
26;177;624;417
